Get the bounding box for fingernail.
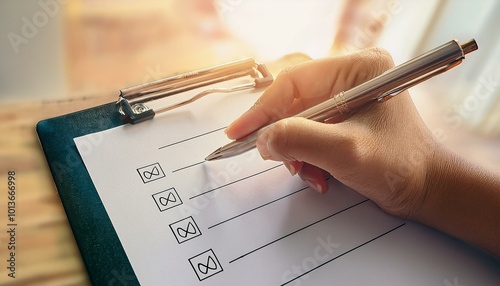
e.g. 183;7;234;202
224;123;234;136
305;179;323;193
284;162;297;176
256;131;272;160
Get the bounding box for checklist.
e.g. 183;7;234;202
74;86;500;285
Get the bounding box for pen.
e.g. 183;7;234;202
205;39;478;161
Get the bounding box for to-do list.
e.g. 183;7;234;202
75;83;500;285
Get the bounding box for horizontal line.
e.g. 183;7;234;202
281;222;406;285
207;186;308;229
228;199;369;264
7;224;17;226
158;126;226;149
172;161;205;173
189;164;282;200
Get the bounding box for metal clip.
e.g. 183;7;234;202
117;58;273;124
377;59;463;103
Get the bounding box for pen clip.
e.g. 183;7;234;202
377;58;463;102
117;58;273;124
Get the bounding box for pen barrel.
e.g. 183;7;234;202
296;40;467;122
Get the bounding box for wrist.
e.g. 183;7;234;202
411;144;500;257
382;136;439;220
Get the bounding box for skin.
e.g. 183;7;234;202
225;48;500;258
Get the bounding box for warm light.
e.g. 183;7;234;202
221;0;342;61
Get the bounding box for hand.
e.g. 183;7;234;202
225;48;436;218
226;48;500;257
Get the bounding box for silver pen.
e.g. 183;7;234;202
205;39;478;161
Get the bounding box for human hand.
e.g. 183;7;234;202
225;48;437;218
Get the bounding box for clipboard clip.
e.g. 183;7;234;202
117;58;273;124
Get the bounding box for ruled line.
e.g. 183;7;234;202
158;126;226;149
172;161;205;173
189;164;283;200
228;199;370;263
207;186;309;229
281;223;406;285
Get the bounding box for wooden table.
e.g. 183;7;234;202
0;94;121;286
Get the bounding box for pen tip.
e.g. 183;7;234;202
205;148;222;161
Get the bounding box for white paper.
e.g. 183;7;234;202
75;85;500;285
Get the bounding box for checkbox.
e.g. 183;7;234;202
169;216;202;244
189;249;223;281
152;188;182;212
137;163;165;184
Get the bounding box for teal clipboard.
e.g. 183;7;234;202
35;59;272;285
36;102;140;285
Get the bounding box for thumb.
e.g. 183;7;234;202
256;117;355;172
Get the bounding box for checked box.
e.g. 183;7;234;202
137;163;165;184
189;249;223;281
152;188;182;212
169;216;202;244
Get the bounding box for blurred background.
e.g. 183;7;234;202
0;0;499;285
1;0;499;132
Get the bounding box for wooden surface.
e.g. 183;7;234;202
0;94;115;286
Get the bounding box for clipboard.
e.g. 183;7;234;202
36;58;273;285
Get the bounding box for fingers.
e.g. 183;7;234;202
255;117;359;184
284;160;329;194
225;47;394;140
297;163;329;194
256;117;349;164
283;160;303;176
